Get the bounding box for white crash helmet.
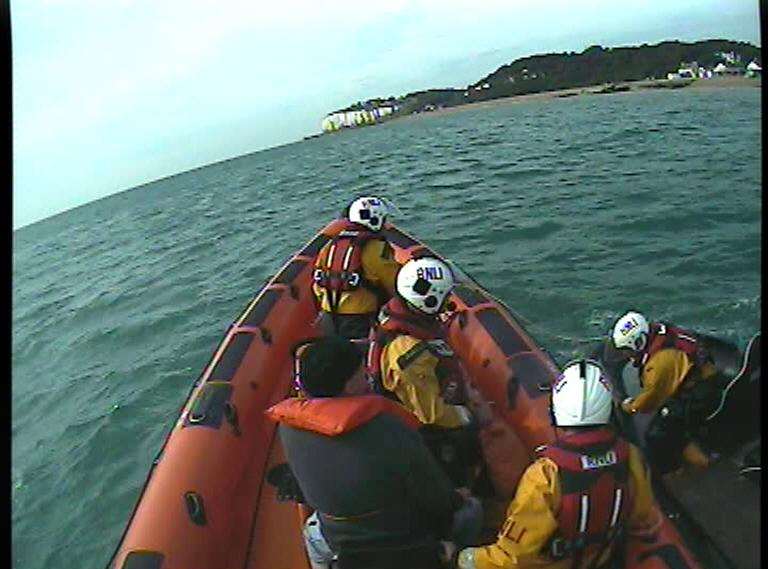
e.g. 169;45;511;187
612;311;650;352
552;359;613;427
347;196;388;231
396;257;455;315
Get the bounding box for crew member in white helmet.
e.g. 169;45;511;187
366;256;481;486
451;360;661;569
610;311;720;471
312;196;402;340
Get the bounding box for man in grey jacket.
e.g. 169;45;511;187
266;335;482;569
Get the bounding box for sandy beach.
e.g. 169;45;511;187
391;76;761;122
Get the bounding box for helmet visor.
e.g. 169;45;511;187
413;277;432;295
358;208;381;229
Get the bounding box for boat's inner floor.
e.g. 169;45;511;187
659;439;761;569
616;363;761;569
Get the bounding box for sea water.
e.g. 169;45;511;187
12;86;761;568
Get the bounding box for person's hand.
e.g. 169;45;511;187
440;541;458;567
466;383;494;427
621;397;636;414
456;547;477;569
455;487;472;500
451;495;483;547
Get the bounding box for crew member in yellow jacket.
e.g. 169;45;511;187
312;196;401;340
367;256;477;485
455;360;661;569
610;311;722;472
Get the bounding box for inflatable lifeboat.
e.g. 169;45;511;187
106;220;704;569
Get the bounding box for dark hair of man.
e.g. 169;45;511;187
298;335;363;397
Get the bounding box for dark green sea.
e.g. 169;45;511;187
12;86;761;568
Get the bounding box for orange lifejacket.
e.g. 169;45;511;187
538;428;631;563
366;297;465;404
265;394;421;435
312;221;380;313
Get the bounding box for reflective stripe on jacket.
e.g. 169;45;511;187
366;297;469;428
312;223;399;315
538;429;630;564
460;435;660;569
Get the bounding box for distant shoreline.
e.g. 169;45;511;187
385;76;760;123
382;77;762;124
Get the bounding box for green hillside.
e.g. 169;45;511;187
330;39;760;117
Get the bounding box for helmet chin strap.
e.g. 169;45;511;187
549;397;559;437
400;295;428;316
635;332;648;352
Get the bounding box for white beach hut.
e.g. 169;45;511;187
713;62;744;76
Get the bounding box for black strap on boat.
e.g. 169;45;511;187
120;550;165;569
186;381;233;429
184;491;207;526
224;402;241;436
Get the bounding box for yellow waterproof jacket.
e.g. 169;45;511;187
380;334;470;429
312;238;400;315
459;444;660;569
625;349;717;414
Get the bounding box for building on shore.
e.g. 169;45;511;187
713;62;746;76
746;60;762;77
715;51;742;65
677;61;699;78
321;105;397;133
668;61;713;80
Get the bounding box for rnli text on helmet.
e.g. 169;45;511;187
416;266;444;280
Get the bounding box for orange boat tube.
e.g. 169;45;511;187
107;220;703;569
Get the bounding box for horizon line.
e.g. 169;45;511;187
14;35;760;232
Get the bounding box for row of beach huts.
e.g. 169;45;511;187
320;105;397;133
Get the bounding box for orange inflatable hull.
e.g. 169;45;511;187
107;220;702;569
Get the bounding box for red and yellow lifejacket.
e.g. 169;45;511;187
313;221;379;312
637;322;709;372
537;428;631;562
366;297;465;404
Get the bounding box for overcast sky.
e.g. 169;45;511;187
12;0;761;229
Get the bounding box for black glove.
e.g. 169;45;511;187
451;496;483;548
266;463;306;504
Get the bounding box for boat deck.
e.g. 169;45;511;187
660;449;760;569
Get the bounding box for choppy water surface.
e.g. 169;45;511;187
12;87;761;568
